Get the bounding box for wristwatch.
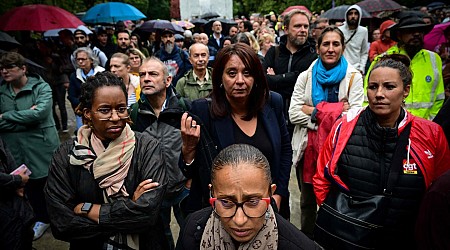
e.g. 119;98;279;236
81;202;93;214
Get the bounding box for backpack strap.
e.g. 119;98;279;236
129;102;140;125
274;45;280;66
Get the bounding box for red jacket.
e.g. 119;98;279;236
313;107;450;205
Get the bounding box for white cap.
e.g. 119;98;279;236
184;30;193;38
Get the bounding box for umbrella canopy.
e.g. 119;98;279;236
281;5;312;17
0;49;44;69
356;0;402;14
204;18;237;36
43;25;92;37
172;20;195;29
0;31;21;45
200;12;221;20
139;20;184;34
424;22;450;51
82;2;146;24
190;18;208;25
0;4;83;32
321;5;372;20
0;31;21;51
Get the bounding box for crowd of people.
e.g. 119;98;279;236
1;3;450;250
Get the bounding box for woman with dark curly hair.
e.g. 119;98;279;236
45;72;168;249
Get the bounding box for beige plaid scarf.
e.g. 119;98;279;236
201;206;278;250
69;124;135;197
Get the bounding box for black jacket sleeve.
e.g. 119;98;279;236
45;134;168;241
0;139;21;192
263;46;300;96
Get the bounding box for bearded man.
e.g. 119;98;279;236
367;14;444;120
154;29;191;86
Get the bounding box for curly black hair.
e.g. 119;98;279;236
75;71;127;124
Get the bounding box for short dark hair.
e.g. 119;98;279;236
116;30;130;38
242;21;252;31
211;144;272;186
76;72;127;123
210;43;269;121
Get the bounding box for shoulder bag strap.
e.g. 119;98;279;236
384;122;412;194
347;72;356;97
345;27;358;45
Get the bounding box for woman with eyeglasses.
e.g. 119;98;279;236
176;144;319;249
45;72;168;249
68;47;105;129
0;51;60;240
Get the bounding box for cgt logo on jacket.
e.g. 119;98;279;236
403;159;418;174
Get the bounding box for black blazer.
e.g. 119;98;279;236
180;92;292;213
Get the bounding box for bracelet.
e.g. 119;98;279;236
185;158;195;166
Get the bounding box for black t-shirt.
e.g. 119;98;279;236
232;117;273;165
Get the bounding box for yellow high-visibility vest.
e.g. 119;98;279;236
364;45;444;120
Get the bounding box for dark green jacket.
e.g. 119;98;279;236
0;74;60;179
175;68;213;101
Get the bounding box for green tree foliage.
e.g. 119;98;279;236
146;0;170;20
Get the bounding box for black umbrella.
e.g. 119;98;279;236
190;18;208;25
356;0;402;13
204;18;237;36
0;31;21;50
322;5;372;20
138;20;184;34
200;12;221;20
207;18;237;25
0;49;44;69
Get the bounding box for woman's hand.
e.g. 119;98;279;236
266;67;275;75
181;112;200;163
132;179;159;202
301;105;315;115
15;168;29;197
341;98;350;112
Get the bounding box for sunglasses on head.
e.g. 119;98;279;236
0;64;19;71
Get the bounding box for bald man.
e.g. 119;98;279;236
199;33;217;66
208;21;224;51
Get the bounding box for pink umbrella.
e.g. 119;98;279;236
0;4;83;32
282;6;312;17
424;22;450;51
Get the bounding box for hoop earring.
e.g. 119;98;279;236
265;210;270;220
220;83;223;88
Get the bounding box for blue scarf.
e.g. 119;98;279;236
311;57;348;106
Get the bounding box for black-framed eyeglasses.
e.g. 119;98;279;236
209;189;271;218
0;64;19;71
93;107;129;121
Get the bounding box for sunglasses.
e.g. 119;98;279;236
0;64;19;71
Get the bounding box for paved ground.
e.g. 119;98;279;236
34;99;303;249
